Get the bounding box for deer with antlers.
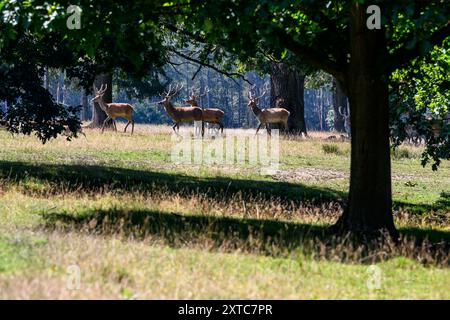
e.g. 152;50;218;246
339;106;351;137
91;84;135;134
248;85;290;135
158;83;204;136
185;87;225;134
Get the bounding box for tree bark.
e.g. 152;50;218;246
270;62;307;135
332;78;347;132
334;3;397;238
89;73;113;128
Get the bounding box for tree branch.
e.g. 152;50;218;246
169;49;252;85
273;28;345;83
164;23;207;44
389;21;450;71
168;61;184;75
192;64;203;80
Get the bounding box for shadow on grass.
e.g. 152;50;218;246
2;161;447;264
2;160;449;215
42;208;449;266
0;160;344;204
394;195;450;216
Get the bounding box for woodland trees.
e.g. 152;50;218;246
270;62;307;135
332;78;348;133
1;0;449;238
172;0;449;237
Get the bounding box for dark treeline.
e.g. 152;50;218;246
38;61;340;132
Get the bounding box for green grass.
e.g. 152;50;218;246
0;126;448;299
0;237;36;274
0;232;447;299
322;143;347;156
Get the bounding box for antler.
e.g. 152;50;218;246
163;83;184;98
199;86;210;97
190;86;200;99
255;83;269;100
99;84;108;95
339;106;349;117
248;84;266;101
248;84;257;100
163;83;173;97
255;90;267;100
94;84;108;95
172;83;184;97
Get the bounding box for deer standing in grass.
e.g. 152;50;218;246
248;86;290;136
91;84;135;134
185;87;225;134
158;84;204;136
339;106;351;138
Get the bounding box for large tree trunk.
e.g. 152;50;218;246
334;3;397;238
270;62;307;135
89;73;113;128
332;78;347;132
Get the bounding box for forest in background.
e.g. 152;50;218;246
14;64;339;132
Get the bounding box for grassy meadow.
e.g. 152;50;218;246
0;124;448;299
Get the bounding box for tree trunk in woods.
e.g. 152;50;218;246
206;69;212;109
334;3;397;238
60;72;66;105
80;90;89;121
0;101;7;116
317;88;324;131
89;73;113;128
270;62;307;135
238;81;244;126
55;71;66;104
332;78;346;132
43;67;49;91
56;83;60;104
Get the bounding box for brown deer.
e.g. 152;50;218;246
91;84;135;134
185;87;225;134
158;84;204;136
248;86;290;135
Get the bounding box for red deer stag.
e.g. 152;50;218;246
91;84;135;134
185;87;225;134
248;86;290;136
339;106;351;137
158;84;204;136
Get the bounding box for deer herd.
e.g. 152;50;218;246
93;82;291;136
92;83;448;141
